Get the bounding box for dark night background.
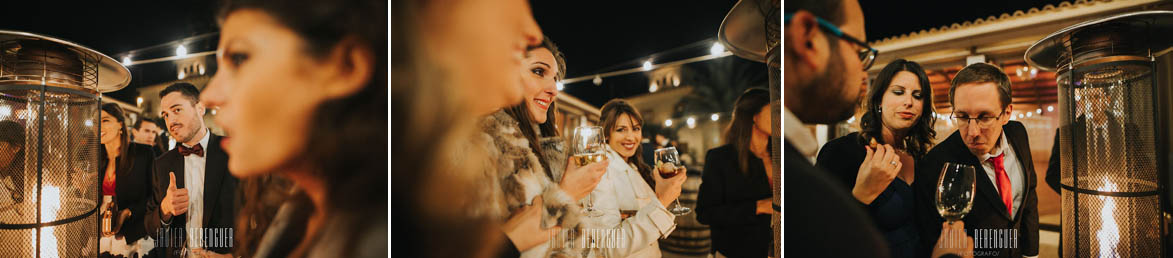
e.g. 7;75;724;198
0;0;1069;108
531;0;1069;107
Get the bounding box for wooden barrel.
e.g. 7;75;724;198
659;169;711;256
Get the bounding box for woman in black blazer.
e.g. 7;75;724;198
97;103;154;244
815;59;936;258
696;88;773;258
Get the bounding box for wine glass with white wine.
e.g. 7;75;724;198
936;162;976;224
570;126;607;217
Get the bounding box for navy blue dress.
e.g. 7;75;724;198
816;132;921;258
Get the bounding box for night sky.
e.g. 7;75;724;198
0;1;1072;108
0;0;218;104
860;0;1069;42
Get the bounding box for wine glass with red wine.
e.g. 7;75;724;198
654;147;690;216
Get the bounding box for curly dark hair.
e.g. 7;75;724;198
857;59;936;159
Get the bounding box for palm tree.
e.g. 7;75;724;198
675;56;769;119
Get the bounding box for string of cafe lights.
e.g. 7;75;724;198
558;39;737;130
557;39;733;91
117;32;218;67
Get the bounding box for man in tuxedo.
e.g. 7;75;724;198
144;82;238;257
916;63;1040;257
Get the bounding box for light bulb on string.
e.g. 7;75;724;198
556;81;564;91
664;119;673;127
593;75;603;86
710;113;719;121
642;60;653;71
176;45;187;57
710;42;725;55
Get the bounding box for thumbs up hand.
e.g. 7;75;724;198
160;172;189;220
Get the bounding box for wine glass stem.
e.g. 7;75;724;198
673;198;681;210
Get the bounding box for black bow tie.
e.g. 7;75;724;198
178;144;204;157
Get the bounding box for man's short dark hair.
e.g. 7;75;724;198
949;62;1012;109
784;0;845;25
159;82;201;105
134;117;159;130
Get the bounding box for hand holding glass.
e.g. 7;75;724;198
655;147;690;216
570;126;606;217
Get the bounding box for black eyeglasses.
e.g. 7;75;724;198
950;110;1007;129
784;13;878;70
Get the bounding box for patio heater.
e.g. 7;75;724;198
1026;11;1173;257
0;30;130;257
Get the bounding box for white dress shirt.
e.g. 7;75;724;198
182;130;209;252
783;108;818;163
978;131;1025;218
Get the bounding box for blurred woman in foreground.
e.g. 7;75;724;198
201;0;392;256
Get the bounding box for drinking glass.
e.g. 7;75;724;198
936;162;976;224
570;126;607;217
654;147;690;216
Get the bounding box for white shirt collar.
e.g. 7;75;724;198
979;131;1009;161
182;129;211;149
783;107;818;161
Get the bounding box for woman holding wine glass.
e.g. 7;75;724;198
815;59;937;258
581;99;686;257
473;37;611;257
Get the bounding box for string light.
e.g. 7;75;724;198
710;42;725;55
1036;108;1042;114
664;119;673;127
1047;105;1054;112
176;45;187;57
710;113;719;121
686;117;697;128
556;81;564;91
136;97;144;107
649;82;659;93
592;75;603;86
642;60;653;71
122;56;132;66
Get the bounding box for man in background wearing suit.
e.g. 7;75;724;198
144;82;239;257
916;63;1040;257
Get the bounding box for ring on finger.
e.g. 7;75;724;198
890;161;899;166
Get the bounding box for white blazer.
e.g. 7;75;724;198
578;145;677;257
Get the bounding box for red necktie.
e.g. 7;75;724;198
986;153;1013;216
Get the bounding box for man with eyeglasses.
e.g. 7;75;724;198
915;62;1040;258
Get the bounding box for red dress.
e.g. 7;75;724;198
102;174;116;196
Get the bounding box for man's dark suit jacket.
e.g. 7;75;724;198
784;140;890;258
915;121;1039;257
144;133;239;257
